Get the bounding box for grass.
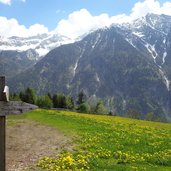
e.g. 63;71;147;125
8;109;171;171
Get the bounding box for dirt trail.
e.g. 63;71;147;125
6;119;72;171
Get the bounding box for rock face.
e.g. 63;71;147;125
9;14;171;120
0;49;37;78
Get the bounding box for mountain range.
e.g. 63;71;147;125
0;32;73;57
0;32;73;78
1;13;171;121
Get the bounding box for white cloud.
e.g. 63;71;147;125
130;0;171;19
55;0;171;39
160;2;171;15
1;0;171;38
0;0;26;5
28;24;49;36
0;17;48;37
0;0;11;5
55;9;131;39
55;9;111;39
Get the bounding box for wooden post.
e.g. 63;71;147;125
0;76;6;171
0;76;38;171
0;116;5;171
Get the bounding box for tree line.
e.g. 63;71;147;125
10;88;164;121
10;88;109;115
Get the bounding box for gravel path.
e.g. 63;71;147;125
6;119;71;171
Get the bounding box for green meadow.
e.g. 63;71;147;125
8;109;171;171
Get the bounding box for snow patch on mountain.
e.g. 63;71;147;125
95;73;100;83
163;38;166;44
92;33;101;49
162;52;167;64
145;43;158;60
125;38;137;49
132;32;144;38
159;69;170;91
73;46;86;77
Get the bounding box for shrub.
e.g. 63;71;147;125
95;101;109;115
36;95;53;109
78;103;91;113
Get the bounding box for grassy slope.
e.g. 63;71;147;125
9;109;171;171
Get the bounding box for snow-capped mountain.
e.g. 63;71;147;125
0;32;74;58
116;13;171;91
0;32;75;78
120;13;171;64
7;13;171;121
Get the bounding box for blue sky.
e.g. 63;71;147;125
0;0;171;38
0;0;140;30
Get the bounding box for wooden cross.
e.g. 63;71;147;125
0;76;38;171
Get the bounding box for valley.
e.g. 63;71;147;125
1;1;171;171
4;13;171;121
